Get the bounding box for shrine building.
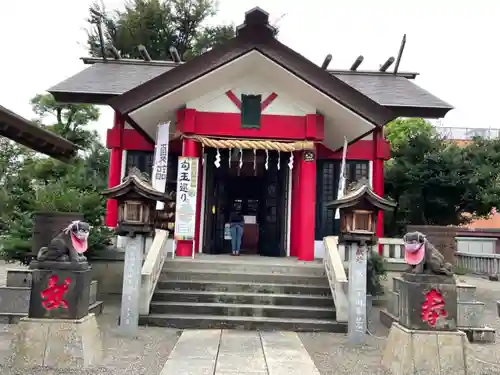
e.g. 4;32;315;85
48;7;452;261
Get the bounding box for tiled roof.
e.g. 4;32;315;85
49;60;452;118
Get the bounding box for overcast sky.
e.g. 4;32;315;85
1;0;497;141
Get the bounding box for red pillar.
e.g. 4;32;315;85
296;148;317;261
290;151;302;257
372;128;385;254
175;138;201;257
105;112;123;227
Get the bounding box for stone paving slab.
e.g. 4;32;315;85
261;331;320;375
160;329;321;375
168;329;221;359
160;330;220;374
215;330;267;374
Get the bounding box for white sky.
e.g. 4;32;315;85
1;0;498;141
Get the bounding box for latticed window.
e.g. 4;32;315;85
126;151;154;177
315;160;370;239
347;161;369;186
315;161;338;239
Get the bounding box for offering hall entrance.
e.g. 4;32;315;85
202;148;290;257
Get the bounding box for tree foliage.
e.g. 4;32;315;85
0;94;112;263
86;0;235;61
384;118;500;236
30;94;100;149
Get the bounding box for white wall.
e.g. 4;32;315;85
186;75;315;116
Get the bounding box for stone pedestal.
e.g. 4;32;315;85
29;266;91;320
11;262;104;369
382;322;469;374
11;313;103;369
397;273;457;331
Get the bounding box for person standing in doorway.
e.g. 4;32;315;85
229;204;245;256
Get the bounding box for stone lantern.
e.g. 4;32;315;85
102;167;169;237
326;178;396;345
102;167;168;335
327;178;396;245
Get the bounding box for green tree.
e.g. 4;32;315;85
30;93;100;149
383;118;500;235
384;118;437;152
0;95;112;263
0;139;36;232
86;0;235;61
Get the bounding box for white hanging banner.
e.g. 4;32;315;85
335;136;348;220
152;122;171;210
174;157;199;241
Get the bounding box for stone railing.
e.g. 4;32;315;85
323;236;348;323
139;229;169;315
456;252;500;277
338;237;405;267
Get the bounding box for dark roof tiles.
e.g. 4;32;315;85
334;73;452;109
49;60;452;117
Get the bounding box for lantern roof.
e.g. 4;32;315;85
102;167;169;201
326;178;396;212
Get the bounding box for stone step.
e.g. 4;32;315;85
149;301;336;320
152;290;334;307
163;258;325;276
461;326;496;343
157;280;331;296
456;283;477;302
457;301;485;328
160;270;329;286
139;313;347;332
6;269;31;287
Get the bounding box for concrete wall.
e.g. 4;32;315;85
90;259;125;297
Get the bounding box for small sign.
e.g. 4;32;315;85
174;157;199;241
224;223;231;240
152;122;171;210
303;151;315;162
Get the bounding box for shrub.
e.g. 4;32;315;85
366;251;387;296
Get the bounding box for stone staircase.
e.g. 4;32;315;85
139;257;347;332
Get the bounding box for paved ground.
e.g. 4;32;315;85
161;329;320;375
2;262;500;374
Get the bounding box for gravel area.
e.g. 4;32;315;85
3;261;500;374
0;302;181;375
299;307;391;375
300;274;500;375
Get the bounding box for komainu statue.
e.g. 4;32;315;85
36;221;90;263
403;231;453;276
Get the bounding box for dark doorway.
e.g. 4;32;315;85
202;149;289;257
